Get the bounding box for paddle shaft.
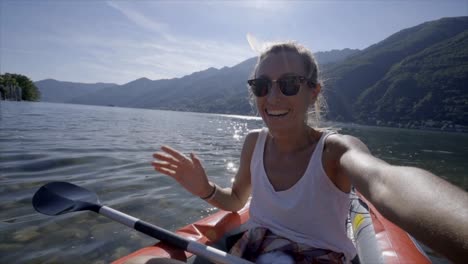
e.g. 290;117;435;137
99;206;252;264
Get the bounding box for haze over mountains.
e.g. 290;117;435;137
36;81;117;102
35;17;468;131
36;48;359;114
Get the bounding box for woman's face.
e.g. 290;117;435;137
254;51;318;134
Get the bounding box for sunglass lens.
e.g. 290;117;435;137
249;79;269;97
279;77;301;96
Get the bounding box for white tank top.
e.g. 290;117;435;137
248;128;356;261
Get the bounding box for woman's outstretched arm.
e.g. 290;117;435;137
330;135;468;263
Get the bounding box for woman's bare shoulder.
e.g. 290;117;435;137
244;129;261;146
325;133;370;157
238;129;261;160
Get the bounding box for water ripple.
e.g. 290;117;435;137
0;102;466;264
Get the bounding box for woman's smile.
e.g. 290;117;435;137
265;108;290;117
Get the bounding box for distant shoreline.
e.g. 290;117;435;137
2;100;466;134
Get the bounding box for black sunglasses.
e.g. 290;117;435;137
247;75;313;97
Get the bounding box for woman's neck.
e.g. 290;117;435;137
268;125;320;154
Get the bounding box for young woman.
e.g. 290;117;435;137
151;42;467;263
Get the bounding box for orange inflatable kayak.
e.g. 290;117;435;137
113;191;431;264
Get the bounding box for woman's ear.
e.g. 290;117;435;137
310;83;321;100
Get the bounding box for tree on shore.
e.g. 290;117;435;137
0;73;40;101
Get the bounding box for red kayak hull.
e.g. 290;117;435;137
113;193;431;264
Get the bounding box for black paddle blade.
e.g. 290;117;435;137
33;181;101;216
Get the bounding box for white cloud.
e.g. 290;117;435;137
65;2;257;83
206;0;290;11
105;1;175;42
4;1;256;83
46;29;254;83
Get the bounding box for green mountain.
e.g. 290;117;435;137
356;30;468;129
35;17;468;131
323;16;468;131
314;48;360;65
35;79;116;103
35;49;353;114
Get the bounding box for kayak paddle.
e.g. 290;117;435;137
32;181;252;264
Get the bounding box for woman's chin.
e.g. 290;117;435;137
263;113;294;126
265;122;298;136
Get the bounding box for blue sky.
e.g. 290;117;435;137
1;0;466;84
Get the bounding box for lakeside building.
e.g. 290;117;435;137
0;84;22;101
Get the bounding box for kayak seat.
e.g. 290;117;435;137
189;228;246;264
188;229;360;264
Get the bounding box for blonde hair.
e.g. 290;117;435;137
248;41;328;127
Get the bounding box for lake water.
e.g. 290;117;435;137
1;101;466;264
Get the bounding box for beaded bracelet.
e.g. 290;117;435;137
201;182;217;200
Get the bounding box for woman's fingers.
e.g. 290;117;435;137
152;160;177;170
152;147;209;197
152;159;178;175
153;152;179;165
161;145;189;163
190;153;202;167
153;147;203;183
154;165;176;177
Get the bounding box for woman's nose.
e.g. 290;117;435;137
266;82;282;103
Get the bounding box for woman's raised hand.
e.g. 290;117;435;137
152;146;212;198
